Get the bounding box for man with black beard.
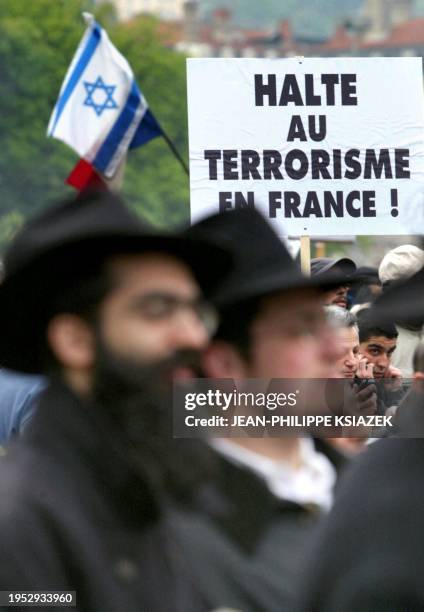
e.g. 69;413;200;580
91;336;213;501
0;190;230;612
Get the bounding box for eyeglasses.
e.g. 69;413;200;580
133;292;219;337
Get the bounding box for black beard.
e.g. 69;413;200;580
90;339;215;502
92;342;204;406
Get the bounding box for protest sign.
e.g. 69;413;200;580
187;57;424;236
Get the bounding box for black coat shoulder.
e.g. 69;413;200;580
298;438;424;612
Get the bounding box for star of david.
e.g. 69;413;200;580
83;76;118;117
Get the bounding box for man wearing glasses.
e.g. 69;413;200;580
0;190;229;612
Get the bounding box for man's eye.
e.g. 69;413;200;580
289;325;317;337
141;297;175;318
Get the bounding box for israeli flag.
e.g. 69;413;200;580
47;13;161;178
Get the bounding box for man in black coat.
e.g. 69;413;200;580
0;190;230;612
173;209;352;611
297;437;424;612
298;265;424;612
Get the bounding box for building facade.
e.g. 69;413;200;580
109;0;186;21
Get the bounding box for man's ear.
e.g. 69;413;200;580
202;340;249;379
47;314;95;371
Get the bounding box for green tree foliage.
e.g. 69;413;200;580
0;0;190;251
0;211;24;248
113;16;190;226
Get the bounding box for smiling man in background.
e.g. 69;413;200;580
311;257;356;309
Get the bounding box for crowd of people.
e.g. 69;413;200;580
0;189;423;611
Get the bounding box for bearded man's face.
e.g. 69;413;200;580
89;251;216;424
88;252;217;496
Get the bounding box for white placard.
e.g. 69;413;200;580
187;57;424;236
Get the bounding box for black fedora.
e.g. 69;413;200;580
372;265;424;323
187;208;352;307
0;190;231;373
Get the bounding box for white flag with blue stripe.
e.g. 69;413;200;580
47;13;161;178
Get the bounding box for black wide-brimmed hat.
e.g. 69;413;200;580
0;190;231;373
352;266;380;284
187;208;352;308
372;265;424;324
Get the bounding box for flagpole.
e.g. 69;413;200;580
300;235;311;276
160;129;189;176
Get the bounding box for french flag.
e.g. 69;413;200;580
47;13;162;189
